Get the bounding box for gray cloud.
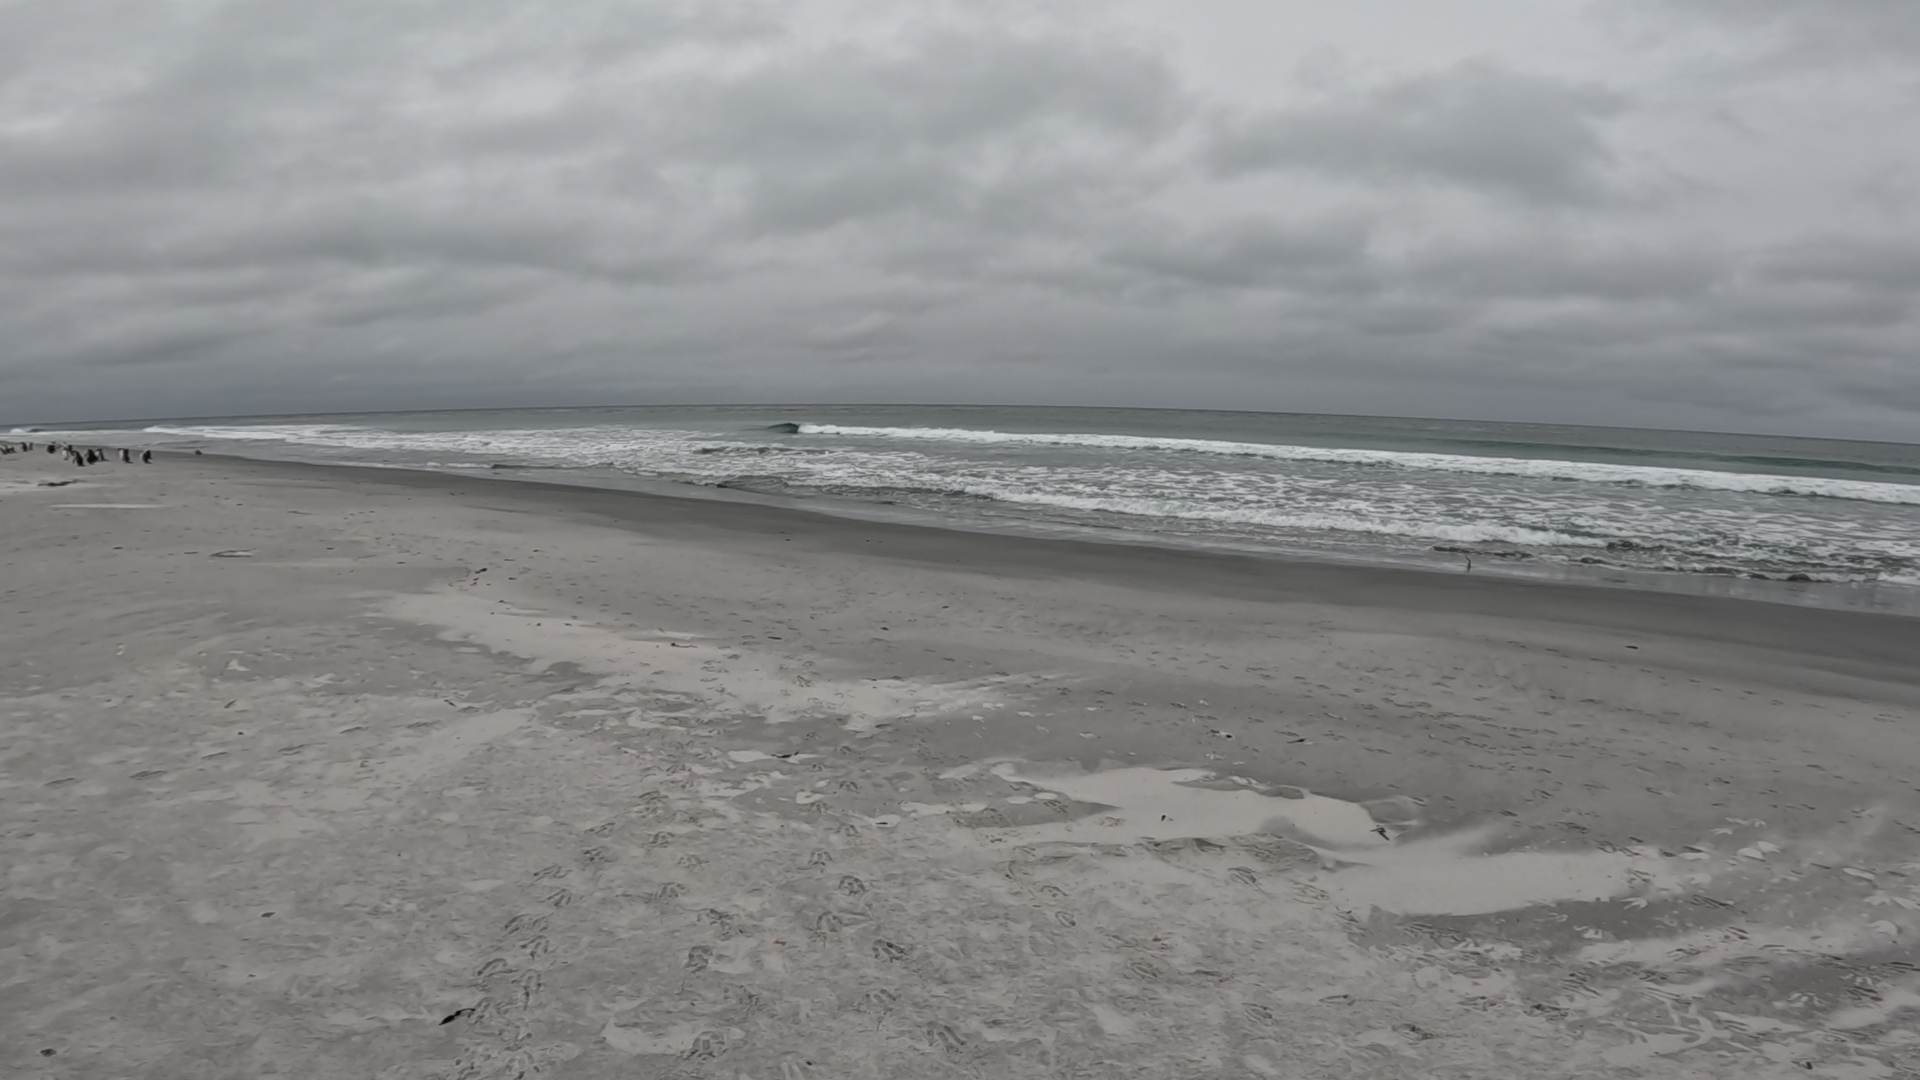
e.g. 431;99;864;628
1619;0;1920;68
0;0;1916;440
1103;217;1376;293
1206;62;1628;204
1403;239;1725;302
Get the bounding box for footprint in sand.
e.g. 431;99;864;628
685;945;714;972
470;994;506;1026
503;913;549;937
1228;867;1259;886
683;1030;726;1061
925;1023;966;1054
871;939;910;962
1054;911;1077;928
837;875;867;896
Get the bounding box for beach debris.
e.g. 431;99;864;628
440;1008;474;1025
37;479;76;487
209;549;256;558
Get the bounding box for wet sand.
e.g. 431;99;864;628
5;452;1920;1079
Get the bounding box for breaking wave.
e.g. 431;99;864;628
77;415;1920;589
792;425;1920;506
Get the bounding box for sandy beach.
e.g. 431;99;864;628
6;451;1920;1079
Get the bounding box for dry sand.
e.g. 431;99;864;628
5;451;1920;1079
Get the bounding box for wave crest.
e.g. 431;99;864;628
792;425;1920;507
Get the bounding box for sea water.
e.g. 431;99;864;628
23;405;1920;607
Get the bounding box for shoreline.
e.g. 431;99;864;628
207;450;1920;666
217;449;1920;622
6;451;1920;1077
30;419;1920;615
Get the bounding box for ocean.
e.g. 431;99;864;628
21;405;1920;610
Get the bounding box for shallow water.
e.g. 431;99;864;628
25;404;1920;604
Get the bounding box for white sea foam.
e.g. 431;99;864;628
950;485;1606;547
796;424;1920;507
96;418;1920;586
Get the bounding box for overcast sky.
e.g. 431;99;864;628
3;0;1917;439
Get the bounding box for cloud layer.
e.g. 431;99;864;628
1;0;1916;438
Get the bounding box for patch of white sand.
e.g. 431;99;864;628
382;587;996;729
1320;846;1686;916
1829;985;1920;1030
987;764;1391;848
982;762;1708;916
1579;919;1878;971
